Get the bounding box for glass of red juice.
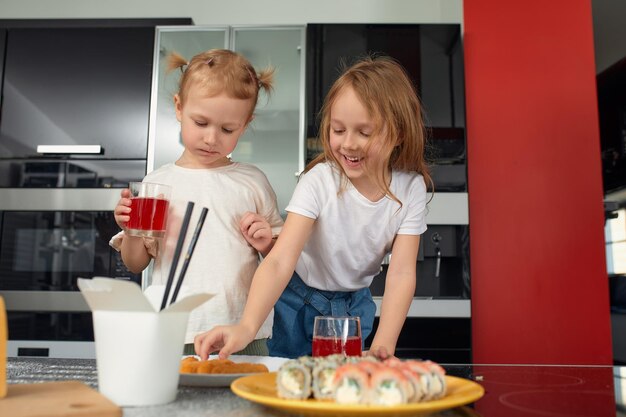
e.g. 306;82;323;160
312;316;362;357
126;182;171;238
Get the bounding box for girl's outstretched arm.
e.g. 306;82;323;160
195;212;315;359
368;234;420;358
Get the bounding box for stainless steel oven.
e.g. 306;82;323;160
0;189;141;358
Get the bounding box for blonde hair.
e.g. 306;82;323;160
306;55;433;205
167;49;274;117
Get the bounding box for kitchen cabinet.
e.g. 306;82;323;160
149;26;306;216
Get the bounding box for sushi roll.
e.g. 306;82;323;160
332;364;370;405
312;359;340;400
404;360;435;401
396;366;426;403
276;359;312;400
423;360;447;399
369;367;410;406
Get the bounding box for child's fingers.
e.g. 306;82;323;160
247;222;270;239
194;328;226;361
218;345;234;360
114;205;131;216
239;211;259;231
240;212;265;235
120;188;131;198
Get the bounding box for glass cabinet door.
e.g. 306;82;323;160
230;27;306;216
149;26;305;216
149;27;229;171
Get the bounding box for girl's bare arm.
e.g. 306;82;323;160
369;234;420;357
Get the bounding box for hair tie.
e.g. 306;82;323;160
246;66;260;88
179;61;190;74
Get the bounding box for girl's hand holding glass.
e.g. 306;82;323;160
114;188;132;229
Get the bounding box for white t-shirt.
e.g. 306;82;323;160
136;162;283;343
285;162;427;291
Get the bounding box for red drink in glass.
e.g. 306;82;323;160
312;335;362;357
312;316;362;357
127;197;170;237
126;182;171;238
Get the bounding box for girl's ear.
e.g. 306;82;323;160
174;94;183;122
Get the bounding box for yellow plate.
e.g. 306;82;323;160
231;372;484;416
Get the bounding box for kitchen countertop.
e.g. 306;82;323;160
6;357;626;416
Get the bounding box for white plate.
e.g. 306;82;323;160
179;355;289;387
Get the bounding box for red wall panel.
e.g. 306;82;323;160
464;0;612;364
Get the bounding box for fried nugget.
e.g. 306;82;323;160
180;357;201;373
180;357;269;374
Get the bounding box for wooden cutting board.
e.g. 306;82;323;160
0;381;121;417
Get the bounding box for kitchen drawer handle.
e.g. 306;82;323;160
37;145;103;155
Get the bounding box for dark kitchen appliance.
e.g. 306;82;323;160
0;205;141;358
0;18;193;358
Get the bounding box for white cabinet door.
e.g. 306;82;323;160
230;27;306;216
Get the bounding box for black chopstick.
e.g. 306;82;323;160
170;207;209;304
160;201;195;311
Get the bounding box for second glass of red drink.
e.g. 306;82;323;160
312;316;362;357
126;181;171;238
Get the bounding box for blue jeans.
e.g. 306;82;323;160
268;272;377;358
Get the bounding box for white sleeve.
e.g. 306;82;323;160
108;230;124;252
251;169;285;237
397;175;428;235
108;230;159;258
285;168;323;220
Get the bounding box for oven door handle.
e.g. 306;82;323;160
36;145;103;155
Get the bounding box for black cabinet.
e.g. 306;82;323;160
1;27;155;159
0;19;192;188
305;23;467;192
597;58;626;194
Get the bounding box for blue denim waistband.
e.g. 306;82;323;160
287;272;364;317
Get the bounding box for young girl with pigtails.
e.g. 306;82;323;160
112;49;284;355
195;55;432;359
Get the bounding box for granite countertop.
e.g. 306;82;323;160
6;357;284;417
6;357;482;417
10;357;621;416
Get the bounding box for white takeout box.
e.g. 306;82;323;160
78;277;213;407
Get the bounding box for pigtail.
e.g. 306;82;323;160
166;51;188;73
256;66;275;95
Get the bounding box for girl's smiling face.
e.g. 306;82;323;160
329;86;385;199
175;88;253;169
